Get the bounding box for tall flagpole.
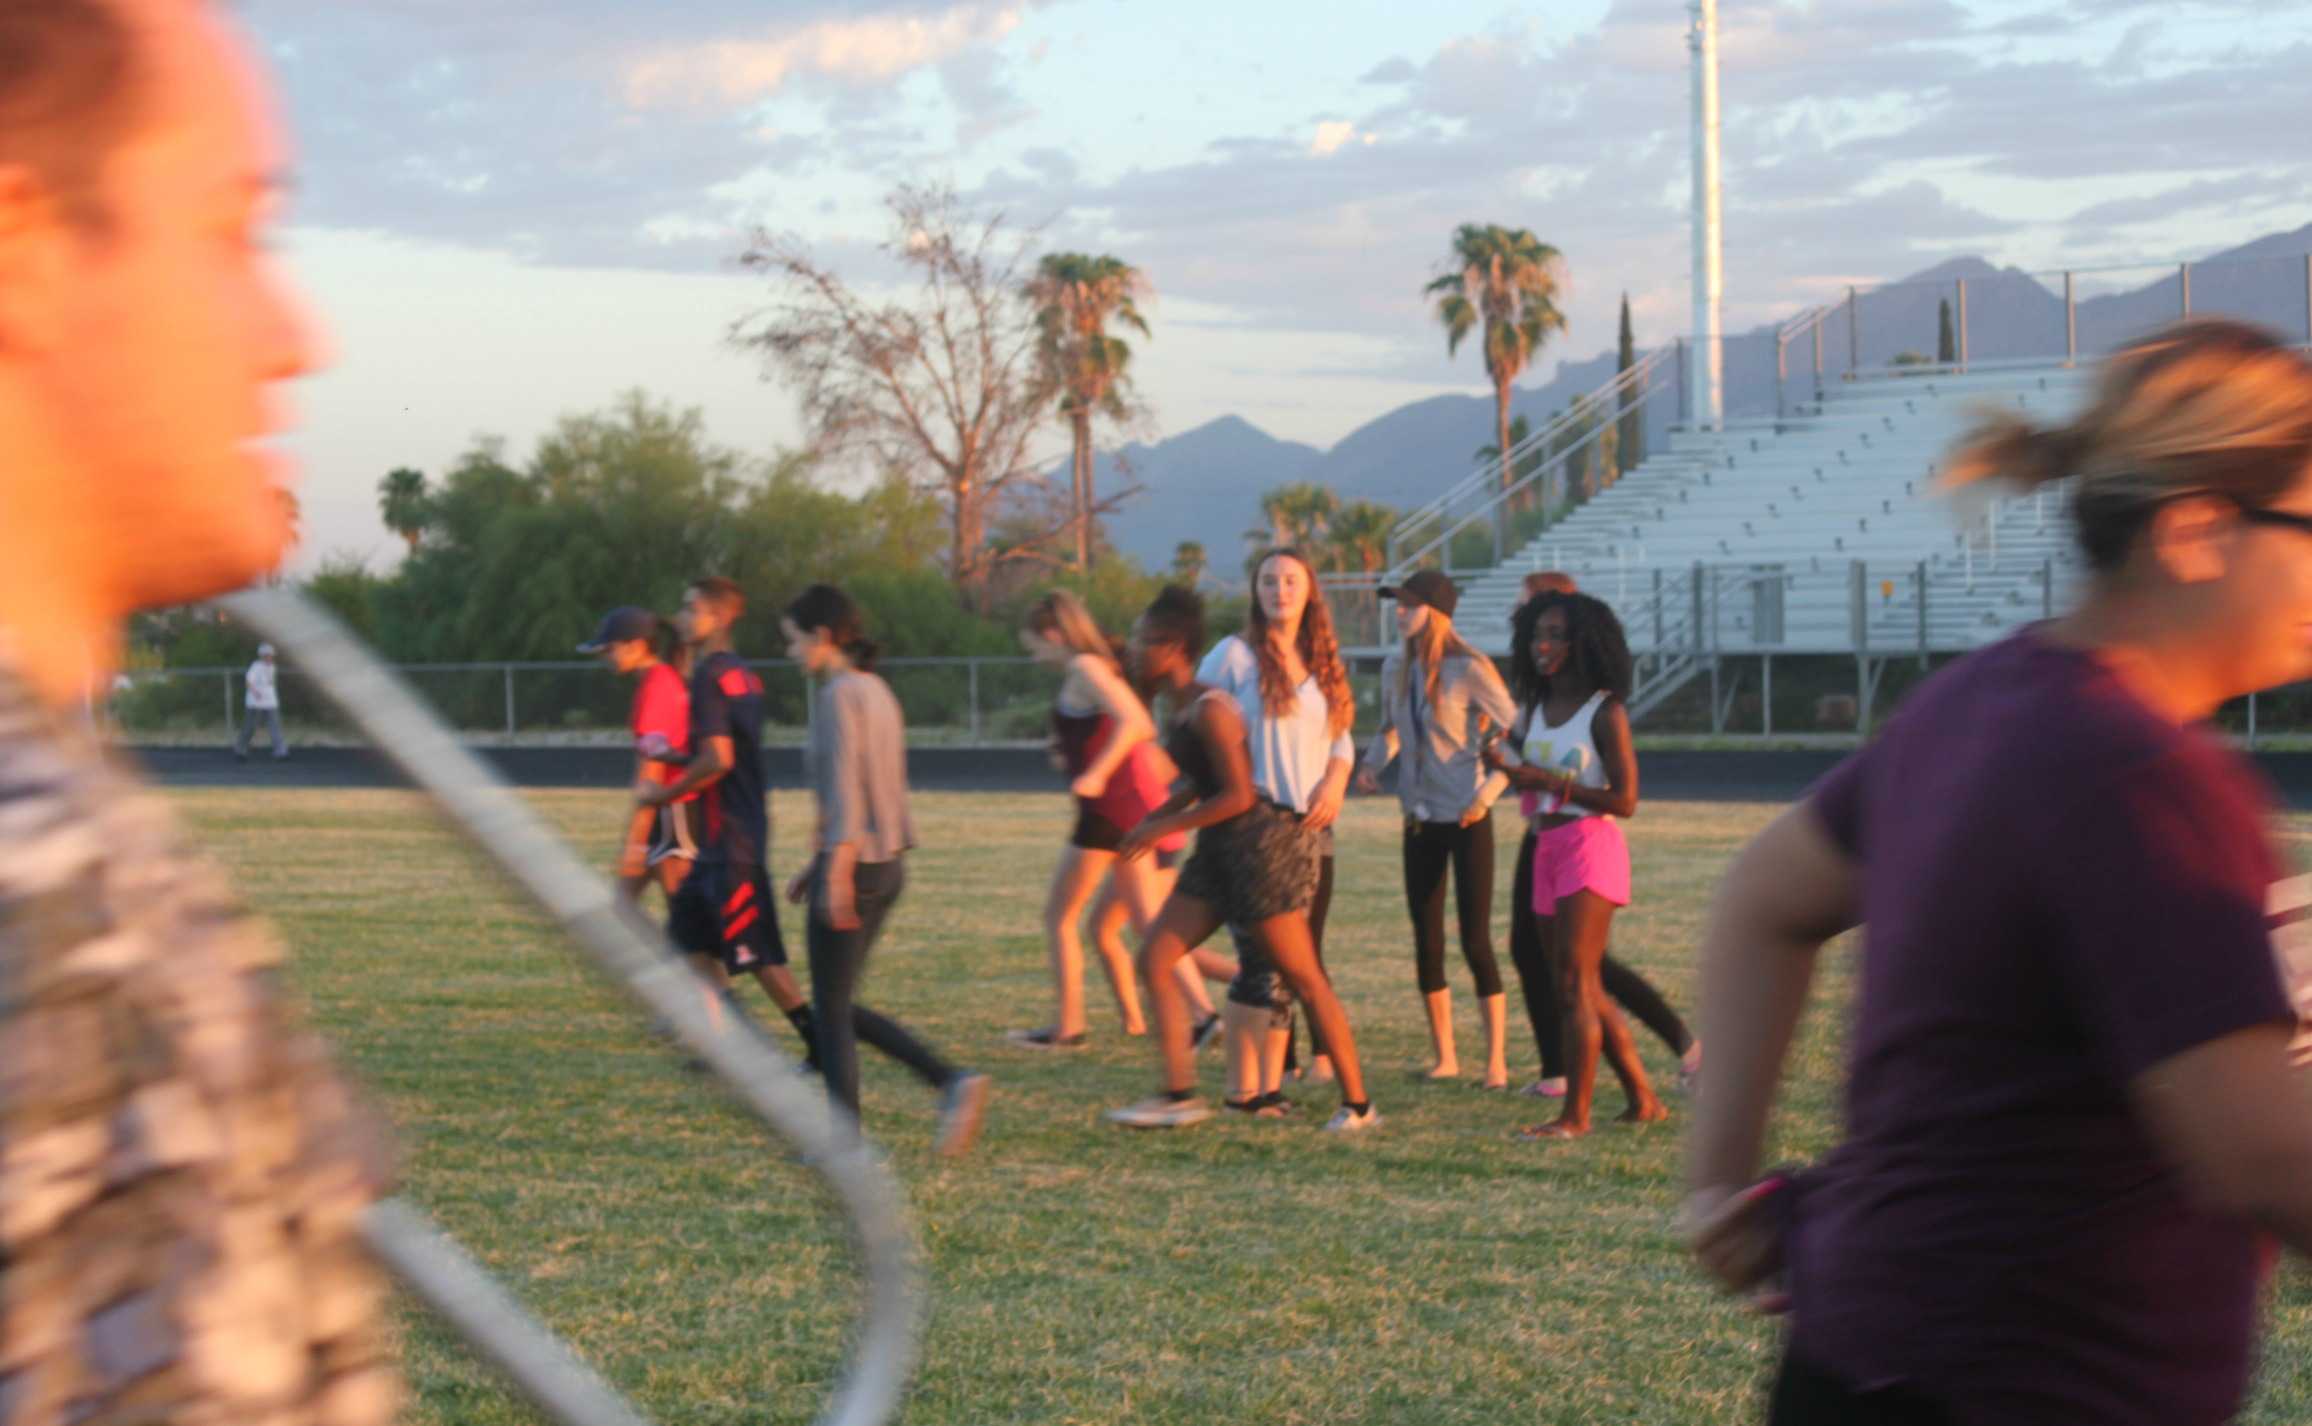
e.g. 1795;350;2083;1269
1689;0;1724;429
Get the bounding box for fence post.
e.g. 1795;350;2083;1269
1849;559;1868;656
2179;262;2190;318
1762;653;1773;737
968;659;982;743
1956;278;1969;370
1675;337;1689;423
2248;692;2259;749
1690;562;1705;660
223;671;236;743
2041;556;2054;618
1916;558;1928;667
1775;332;1787;418
1847;285;1859;370
2064;271;2077;364
1811;317;1824;398
1652;567;1665;648
503;664;515;737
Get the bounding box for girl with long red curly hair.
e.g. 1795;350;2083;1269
1187;548;1372;1120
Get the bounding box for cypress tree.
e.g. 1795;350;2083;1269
1615;293;1642;479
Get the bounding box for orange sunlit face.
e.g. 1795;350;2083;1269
1529;606;1571;679
1257;554;1311;626
2211;474;2312;695
31;3;322;609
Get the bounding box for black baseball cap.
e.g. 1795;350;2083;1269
577;606;659;653
1377;569;1458;619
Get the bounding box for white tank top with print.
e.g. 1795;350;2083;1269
1518;690;1611;820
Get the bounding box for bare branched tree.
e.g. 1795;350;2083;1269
731;184;1118;608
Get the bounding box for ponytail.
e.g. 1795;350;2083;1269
784;584;881;672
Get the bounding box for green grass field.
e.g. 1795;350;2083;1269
175;788;2312;1425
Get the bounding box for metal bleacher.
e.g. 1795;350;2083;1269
1442;360;2096;716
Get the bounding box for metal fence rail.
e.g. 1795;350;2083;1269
220;589;924;1426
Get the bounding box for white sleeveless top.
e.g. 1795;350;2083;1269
1518;691;1611;820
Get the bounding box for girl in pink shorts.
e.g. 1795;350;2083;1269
1483;590;1667;1138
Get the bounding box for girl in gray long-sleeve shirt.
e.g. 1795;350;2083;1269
782;584;989;1156
1354;572;1516;1088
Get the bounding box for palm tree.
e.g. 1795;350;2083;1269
1329;500;1396;575
1252;482;1338;554
1426;225;1567;494
1171;540;1207;587
1026;253;1152;570
377;467;432;554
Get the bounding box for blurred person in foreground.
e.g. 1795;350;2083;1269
1682;318;2312;1425
0;1;399;1422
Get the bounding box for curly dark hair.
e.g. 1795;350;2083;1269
1509;591;1633;709
1139;584;1205;658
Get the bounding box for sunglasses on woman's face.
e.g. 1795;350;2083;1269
2238;504;2312;541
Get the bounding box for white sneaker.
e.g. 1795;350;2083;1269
1106;1094;1213;1130
1322;1105;1381;1134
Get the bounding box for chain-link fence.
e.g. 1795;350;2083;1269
108;647;2312;752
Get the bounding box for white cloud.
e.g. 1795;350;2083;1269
1309;119;1376;157
624;3;1027;107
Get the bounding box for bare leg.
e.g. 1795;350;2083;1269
1084;876;1147;1034
1108;853;1221;1025
1478;992;1510;1090
1423;987;1460;1078
1528;891;1661;1138
1253;913;1367;1107
1261;1013;1291;1097
1189;946;1239;983
691;954;731;1030
1040;844;1110;1038
1139;895;1223;1094
747;962;807;1015
1222;1002;1268;1103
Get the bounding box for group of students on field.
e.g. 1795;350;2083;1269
1006;554;1695;1137
592;550;1690;1142
583;576;991;1156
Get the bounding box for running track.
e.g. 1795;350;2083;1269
138;745;2312;809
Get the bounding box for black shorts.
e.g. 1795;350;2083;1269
668;859;787;973
1070;801;1127;852
1176;801;1319;930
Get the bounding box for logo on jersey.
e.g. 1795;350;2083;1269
719;667;763;700
2267;873;2312;1070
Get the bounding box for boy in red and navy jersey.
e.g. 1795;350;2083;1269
640;577;818;1064
581;606;696;903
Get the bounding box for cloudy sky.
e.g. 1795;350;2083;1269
244;0;2312;568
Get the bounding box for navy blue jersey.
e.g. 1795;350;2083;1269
688;650;769;868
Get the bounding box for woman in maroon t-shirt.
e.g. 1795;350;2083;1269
1684;319;2312;1425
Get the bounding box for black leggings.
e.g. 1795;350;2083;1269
1403;817;1503;997
1767;1349;1954;1425
1508;826;1691;1078
806;858;957;1120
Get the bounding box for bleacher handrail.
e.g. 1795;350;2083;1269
1386;345;1675;563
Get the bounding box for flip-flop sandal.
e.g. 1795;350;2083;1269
1515;1122;1588;1141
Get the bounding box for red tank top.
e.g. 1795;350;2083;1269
1053;703;1181;849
